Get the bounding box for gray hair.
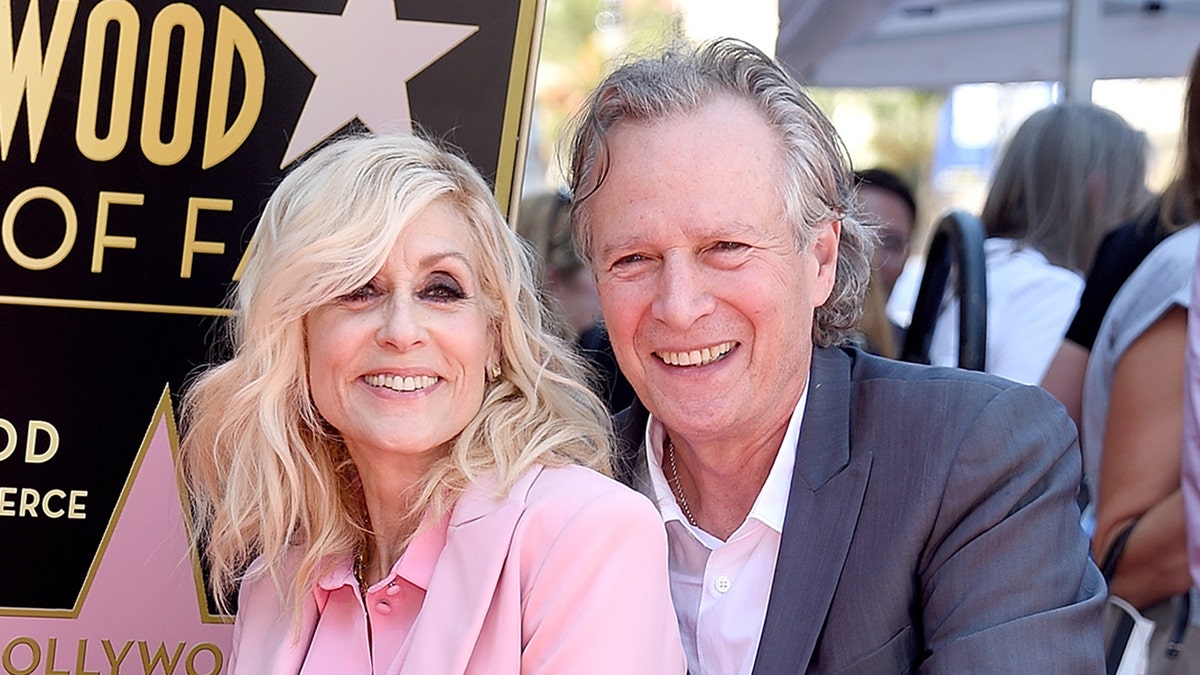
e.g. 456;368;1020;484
982;102;1150;273
567;38;873;348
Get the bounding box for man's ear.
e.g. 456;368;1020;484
812;218;841;307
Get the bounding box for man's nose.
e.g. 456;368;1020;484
651;254;717;329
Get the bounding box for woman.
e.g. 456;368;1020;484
926;103;1149;384
1043;44;1200;429
181;134;685;674
1087;223;1199;670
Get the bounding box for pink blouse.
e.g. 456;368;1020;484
299;513;449;674
229;464;686;674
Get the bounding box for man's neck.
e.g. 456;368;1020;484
668;427;787;540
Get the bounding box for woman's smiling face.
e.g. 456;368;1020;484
305;198;495;470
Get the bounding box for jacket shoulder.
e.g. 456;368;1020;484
522;464;655;518
845;346;1030;394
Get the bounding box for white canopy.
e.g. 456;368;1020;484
776;0;1200;92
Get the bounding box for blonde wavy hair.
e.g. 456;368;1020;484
181;134;612;614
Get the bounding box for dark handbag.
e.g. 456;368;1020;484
1099;518;1194;675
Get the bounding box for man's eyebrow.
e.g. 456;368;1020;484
595;221;768;259
595;235;646;261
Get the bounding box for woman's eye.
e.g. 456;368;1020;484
340;282;381;304
419;274;467;302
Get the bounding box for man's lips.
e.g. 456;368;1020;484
653;341;736;367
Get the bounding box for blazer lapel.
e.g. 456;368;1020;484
753;347;872;674
395;467;541;675
613;399;651;488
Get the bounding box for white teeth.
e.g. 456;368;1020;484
655;341;735;367
364;374;438;392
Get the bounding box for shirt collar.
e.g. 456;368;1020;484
985;236;1049;264
642;378;809;537
317;510;450;593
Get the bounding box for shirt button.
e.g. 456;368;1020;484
714;575;732;594
386;582;401;597
375;600;392;614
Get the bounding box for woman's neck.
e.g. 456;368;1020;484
348;444;442;585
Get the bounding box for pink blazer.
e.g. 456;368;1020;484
229;464;686;674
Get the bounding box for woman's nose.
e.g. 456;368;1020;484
375;296;427;350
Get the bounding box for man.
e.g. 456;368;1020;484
568;39;1104;673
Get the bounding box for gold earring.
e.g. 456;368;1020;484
489;364;502;380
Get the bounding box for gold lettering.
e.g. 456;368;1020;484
203;6;263;169
0;488;86;518
184;644;221;675
43;637;69;675
68;490;86;519
77;0;139;162
231;231;255;282
0;0;78;161
180;197;230;278
18;487;37;516
75;639;100;675
92;191;144;272
25;419;58;463
43;488;65;518
141;4;203;166
102;639;132;673
0;418;16;461
138;642;185;675
3;186;78;271
2;636;38;675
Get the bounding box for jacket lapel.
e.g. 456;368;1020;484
613;399;651;488
395;466;542;675
752;347;872;674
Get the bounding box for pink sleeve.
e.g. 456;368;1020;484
226;563;318;675
518;483;686;674
1183;234;1200;589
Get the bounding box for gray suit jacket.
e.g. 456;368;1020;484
614;346;1105;674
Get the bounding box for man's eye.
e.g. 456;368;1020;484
711;241;748;252
612;253;647;268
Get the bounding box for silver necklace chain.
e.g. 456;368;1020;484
665;436;698;527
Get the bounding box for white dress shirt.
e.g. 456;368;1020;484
643;384;808;675
928;238;1083;384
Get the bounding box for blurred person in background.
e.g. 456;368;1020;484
518;189;635;412
519;188;602;339
853;168;918;358
1044;45;1200;428
927;103;1150;384
1086;223;1199;671
855;168;917;297
1184;238;1200;592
